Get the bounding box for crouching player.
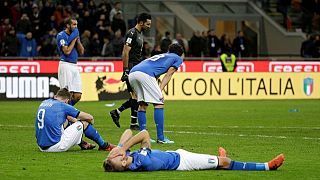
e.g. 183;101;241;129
35;88;115;152
103;129;284;172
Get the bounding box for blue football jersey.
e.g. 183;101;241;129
128;148;180;171
35;99;80;147
130;53;183;78
56;30;78;63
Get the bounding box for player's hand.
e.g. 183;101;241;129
121;68;129;82
108;147;126;160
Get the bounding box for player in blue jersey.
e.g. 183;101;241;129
35;88;115;152
56;17;84;106
127;43;184;144
103;129;285;172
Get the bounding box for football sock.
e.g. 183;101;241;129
68;99;77;106
154;108;164;141
118;98;132;112
137;111;147;130
84;124;106;148
229;161;268;171
130;99;138;124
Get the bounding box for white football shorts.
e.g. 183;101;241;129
39;121;83;152
175;149;218;170
129;71;164;104
58;61;82;93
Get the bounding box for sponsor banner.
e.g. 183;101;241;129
0;74;60;100
80;72;320;101
1;60;320;73
81;73;130;101
0;61;123;73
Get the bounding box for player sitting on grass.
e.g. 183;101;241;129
103;129;284;172
35;88;115;152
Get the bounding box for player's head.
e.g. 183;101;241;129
136;13;151;32
64;17;77;32
54;88;71;103
168;43;184;56
103;155;128;172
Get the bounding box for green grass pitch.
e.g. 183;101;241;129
0;100;319;179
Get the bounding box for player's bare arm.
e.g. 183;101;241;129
160;67;177;90
76;38;84;55
77;111;94;124
110;130;151;159
61;38;78;55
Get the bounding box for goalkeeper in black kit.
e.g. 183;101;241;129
109;13;152;130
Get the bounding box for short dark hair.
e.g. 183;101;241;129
64;17;76;27
103;160;114;172
55;88;71;100
168;43;183;56
137;13;151;23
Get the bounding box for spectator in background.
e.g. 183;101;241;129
207;29;220;57
81;30;91;57
2;27;19;56
101;37;114;57
160;31;172;53
79;10;94;33
142;41;151;59
90;32;101;56
39;0;55;31
109;1;122;22
151;44;162;56
0;1;12;20
201;30;209;57
220;34;233;54
172;33;188;55
232;30;249;57
53;4;64;28
30;4;41;41
16;13;32;34
188;31;203;57
300;34;318;58
277;0;292;30
301;0;316;33
0;18;12;42
17;31;37;57
111;12;126;36
39;28;57;57
112;29;124;57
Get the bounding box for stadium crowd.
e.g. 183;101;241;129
0;0;319;58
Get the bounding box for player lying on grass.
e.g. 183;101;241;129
35;88;115;152
103;129;284;172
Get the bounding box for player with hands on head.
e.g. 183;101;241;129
56;17;84;106
103;129;285;172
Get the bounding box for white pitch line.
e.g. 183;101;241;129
167;125;320;130
164;130;320;140
1;124;320;140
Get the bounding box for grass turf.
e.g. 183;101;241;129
0;100;319;179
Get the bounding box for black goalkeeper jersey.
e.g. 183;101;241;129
124;27;144;69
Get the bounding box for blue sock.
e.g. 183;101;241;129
84;124;107;148
229;161;267;171
138;111;147;130
68;99;77;106
154;108;164;140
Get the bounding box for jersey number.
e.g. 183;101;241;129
37;109;46;129
147;54;165;61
